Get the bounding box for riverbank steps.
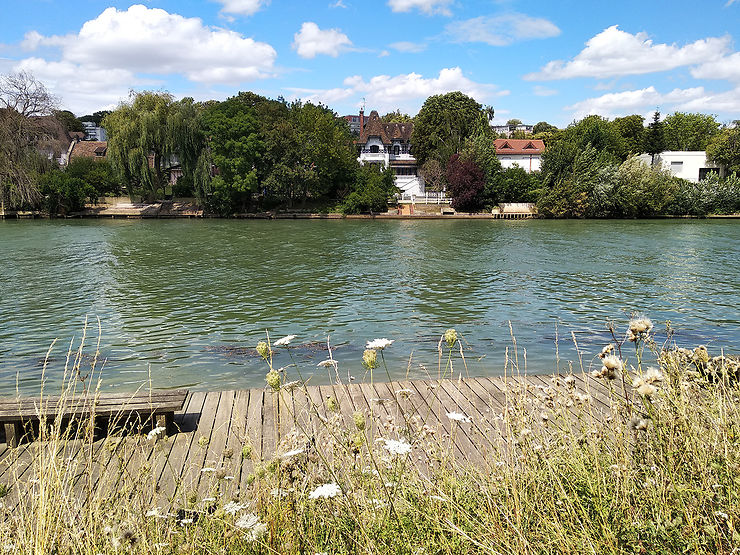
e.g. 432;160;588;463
0;332;737;553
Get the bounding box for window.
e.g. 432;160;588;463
393;145;400;155
370;145;379;153
669;161;683;175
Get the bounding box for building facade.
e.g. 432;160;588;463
636;151;725;182
355;110;424;197
494;139;545;173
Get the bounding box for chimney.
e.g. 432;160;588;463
359;109;364;133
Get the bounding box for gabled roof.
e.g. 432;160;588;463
69;141;108;160
494;138;545;155
358;110;413;145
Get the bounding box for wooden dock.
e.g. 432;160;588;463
0;373;617;511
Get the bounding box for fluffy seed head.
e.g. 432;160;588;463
362;349;377;369
444;328;457;348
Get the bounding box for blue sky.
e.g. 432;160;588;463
1;0;738;126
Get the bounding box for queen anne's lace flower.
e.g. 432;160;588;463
274;334;296;346
147;426;166;441
446;411;471;423
366;338;394;350
235;513;268;541
381;438;412;456
309;483;342;499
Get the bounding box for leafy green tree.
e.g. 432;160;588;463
381;110;413;123
79;111;112;126
201;95;263;214
532;121;557;134
507;118;523;127
66;157;122;199
411;92;492;169
39;170;94;215
54;110;84;133
341;164;398;214
706;126;740;174
487;166;537;206
645;110;665;164
103;92;208;202
613;115;645;156
663;112;720;151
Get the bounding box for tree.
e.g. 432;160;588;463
411;92;492;169
79;111;112;126
418;159;446;192
39;171;93;215
381;110;413;123
54;110;84;133
645;110;665;165
341;164;398;214
532;121;557;135
707;127;740;174
0;71;58;209
613;115;645;156
663;112;720;151
103;92;209;201
446;154;485;212
66;157;122;199
507;118;523;127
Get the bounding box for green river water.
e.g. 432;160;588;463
0;218;738;394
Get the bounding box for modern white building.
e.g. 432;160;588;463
637;151;725;182
355;110;424;197
494;139;545;173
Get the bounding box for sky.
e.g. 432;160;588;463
0;0;738;127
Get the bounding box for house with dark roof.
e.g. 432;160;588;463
494;139;545;173
355;110;424;197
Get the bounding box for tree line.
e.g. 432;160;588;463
1;70;738;217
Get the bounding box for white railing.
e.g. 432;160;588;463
400;192;448;203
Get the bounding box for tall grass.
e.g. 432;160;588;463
0;319;738;554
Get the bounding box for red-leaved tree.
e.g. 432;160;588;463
446;154;485;212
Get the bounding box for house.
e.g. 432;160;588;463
342;114;363;135
356;110;424;197
492;123;534;137
81;121;108;141
494;139;545;173
636;151;724;182
68;140;108;162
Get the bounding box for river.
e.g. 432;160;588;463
1;218;738;394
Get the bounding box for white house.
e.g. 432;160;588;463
494;139;545;173
637;151;724;182
355;110;424;197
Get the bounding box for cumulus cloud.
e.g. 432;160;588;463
387;0;453;16
389;41;427;53
291;67;507;114
446;13;560;46
215;0;269;17
292;22;353;59
564;85;740;119
12;5;277;114
526;25;731;80
691;52;740;82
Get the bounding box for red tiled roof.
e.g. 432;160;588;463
494;139;545;155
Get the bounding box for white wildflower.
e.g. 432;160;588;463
147;426;166;441
223;501;249;515
637;382;657;397
643;367;664;383
309;483;342;499
381;438;412;456
179;518;193;526
201;467;217;474
274;334;297;346
430;495;447;502
280;448;305;459
366;338;394;350
563;375;576;388
235;513;268;541
395;388;414;397
317;359;336;368
203;497;216;503
145;508;161;518
446;411;471;423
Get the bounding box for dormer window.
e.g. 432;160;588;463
370;145;379;153
393;145;400;155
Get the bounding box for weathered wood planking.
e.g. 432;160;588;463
0;374;618;509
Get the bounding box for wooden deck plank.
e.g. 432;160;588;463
196;390;236;500
238;388;264;496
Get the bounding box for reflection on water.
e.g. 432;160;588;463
1;218;738;394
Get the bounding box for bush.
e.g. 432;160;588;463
341;165;398;214
39;170;94;215
66;157;122;199
446;154;485;212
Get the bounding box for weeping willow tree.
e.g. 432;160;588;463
103;91;210;201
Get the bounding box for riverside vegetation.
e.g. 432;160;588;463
0;318;738;553
2;71;739;218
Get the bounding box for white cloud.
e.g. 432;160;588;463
292;22;353;59
387;0;453;16
564;85;740;119
329;0;347;7
292;67;508;114
446;13;560;46
389;41;427;53
215;0;269;16
532;85;557;97
691;52;740;82
11;5;278;114
526;25;731;80
379;50;390;57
